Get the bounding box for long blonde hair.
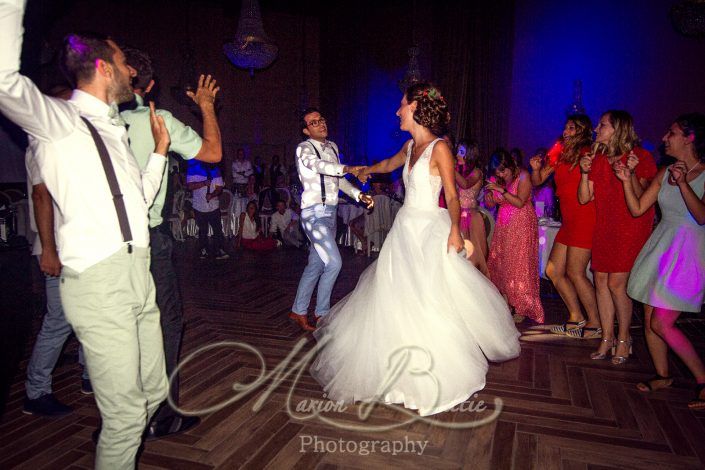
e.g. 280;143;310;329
602;110;640;157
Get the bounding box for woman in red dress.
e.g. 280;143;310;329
530;115;599;338
578;110;657;363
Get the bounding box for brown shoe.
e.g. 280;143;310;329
288;312;315;332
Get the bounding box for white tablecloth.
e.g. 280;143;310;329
538;222;561;279
538;220;592;281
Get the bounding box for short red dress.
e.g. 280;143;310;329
552;147;596;249
589;147;657;272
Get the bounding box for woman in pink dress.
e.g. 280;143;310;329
486;149;545;324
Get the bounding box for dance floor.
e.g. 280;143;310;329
1;241;704;469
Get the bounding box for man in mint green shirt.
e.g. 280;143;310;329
120;46;222;439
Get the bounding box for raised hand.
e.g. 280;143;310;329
579;154;593;174
613;161;631;182
359;193;374;209
150;101;170;155
626;151;639;172
186;74;220;107
669;161;687;185
529;155;543;171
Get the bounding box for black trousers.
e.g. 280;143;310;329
194;209;224;253
149;229;183;423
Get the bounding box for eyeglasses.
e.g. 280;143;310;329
306;117;326;128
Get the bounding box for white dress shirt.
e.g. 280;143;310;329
187;174;223;213
295;139;361;208
0;0;166;272
269;208;298;234
232;159;254;184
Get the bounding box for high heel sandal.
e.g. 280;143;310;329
590;338;615;360
611;337;633;365
688;383;705;411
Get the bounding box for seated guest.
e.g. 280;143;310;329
237;201;277;251
186;161;229;259
270;200;304;248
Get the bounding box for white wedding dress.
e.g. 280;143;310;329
310;139;521;416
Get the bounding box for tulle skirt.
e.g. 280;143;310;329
310;205;521;416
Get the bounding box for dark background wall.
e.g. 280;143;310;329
508;0;705;161
1;0;704;182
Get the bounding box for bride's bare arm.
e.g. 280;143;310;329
363;140;411;175
432;141;463;252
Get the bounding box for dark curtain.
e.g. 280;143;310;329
432;1;516;162
319;0;516;166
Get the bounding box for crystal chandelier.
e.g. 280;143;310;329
223;0;279;76
398;46;422;92
670;0;705;37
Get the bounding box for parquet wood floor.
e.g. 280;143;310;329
1;242;704;469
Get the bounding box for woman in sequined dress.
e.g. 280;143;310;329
486;150;545;324
455;139;488;275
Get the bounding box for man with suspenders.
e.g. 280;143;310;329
289;108;373;331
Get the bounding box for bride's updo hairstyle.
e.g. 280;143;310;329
405;82;451;137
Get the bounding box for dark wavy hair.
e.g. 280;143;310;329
675;112;705;162
404;82;450;136
561;114;593;167
122;45;153;90
488;148;518;185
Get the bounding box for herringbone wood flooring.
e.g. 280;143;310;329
1;242;704;469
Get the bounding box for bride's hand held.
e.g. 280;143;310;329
447;228;463;254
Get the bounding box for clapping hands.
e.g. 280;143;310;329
668;161;688;185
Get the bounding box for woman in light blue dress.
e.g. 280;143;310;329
614;113;705;410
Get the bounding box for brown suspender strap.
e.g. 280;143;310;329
309;142;339;206
80;117;133;250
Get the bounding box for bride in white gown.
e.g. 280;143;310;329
310;83;521;416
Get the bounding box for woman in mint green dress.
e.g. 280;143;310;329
614;113;705;410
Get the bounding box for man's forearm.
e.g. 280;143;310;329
32;185;57;253
196;103;222;163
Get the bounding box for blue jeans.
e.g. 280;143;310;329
292;204;342;317
25;272;88;400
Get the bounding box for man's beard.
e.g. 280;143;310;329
110;78;134;104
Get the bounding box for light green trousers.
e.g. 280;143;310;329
61;246;168;470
